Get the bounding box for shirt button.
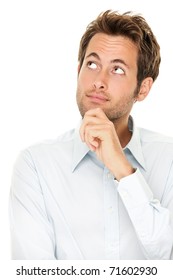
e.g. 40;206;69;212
107;172;111;179
108;206;113;213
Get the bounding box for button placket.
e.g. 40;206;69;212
103;167;120;259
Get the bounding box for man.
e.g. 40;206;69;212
9;10;173;259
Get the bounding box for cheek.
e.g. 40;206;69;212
78;71;93;90
111;77;137;94
78;70;85;86
109;79;125;95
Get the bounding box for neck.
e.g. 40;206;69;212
113;116;132;148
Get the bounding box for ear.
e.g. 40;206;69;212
136;77;153;102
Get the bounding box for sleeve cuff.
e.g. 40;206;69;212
117;169;153;209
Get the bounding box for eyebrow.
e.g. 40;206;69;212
85;52;129;68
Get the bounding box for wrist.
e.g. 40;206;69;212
111;161;135;181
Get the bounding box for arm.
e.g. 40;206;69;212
9;149;56;259
80;108;173;259
117;169;173;259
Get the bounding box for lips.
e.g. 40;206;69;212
86;93;109;103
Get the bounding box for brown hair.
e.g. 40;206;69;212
78;10;161;86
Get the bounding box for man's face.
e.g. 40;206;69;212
76;33;139;122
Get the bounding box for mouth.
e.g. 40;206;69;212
86;93;109;104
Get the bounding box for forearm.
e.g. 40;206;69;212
117;169;173;259
110;152;136;181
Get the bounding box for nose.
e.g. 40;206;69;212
93;71;108;91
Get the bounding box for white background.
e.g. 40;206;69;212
0;0;173;268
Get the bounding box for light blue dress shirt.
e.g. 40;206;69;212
9;117;173;259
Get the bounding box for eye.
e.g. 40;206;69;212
87;61;97;70
113;66;125;75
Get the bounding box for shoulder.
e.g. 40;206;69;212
15;128;76;165
139;127;173;157
30;128;75;150
139;127;173;144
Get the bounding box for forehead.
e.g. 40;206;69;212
85;33;138;63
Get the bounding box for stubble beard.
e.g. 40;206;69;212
76;86;139;123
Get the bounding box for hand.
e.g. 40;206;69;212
80;108;134;181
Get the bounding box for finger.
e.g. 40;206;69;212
84;125;105;151
86;138;99;152
80;116;103;142
85;108;108;120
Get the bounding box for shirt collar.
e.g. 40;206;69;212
71;121;90;172
124;116;146;170
71;116;146;172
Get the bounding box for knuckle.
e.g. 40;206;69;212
106;121;114;130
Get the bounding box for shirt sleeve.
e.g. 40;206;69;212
117;168;173;259
9;149;56;260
